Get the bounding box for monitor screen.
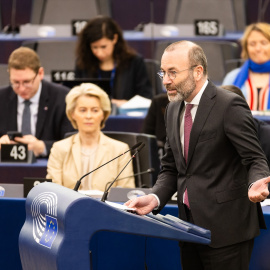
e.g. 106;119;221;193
23;177;52;198
54;78;111;97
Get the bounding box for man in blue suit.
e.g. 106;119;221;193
0;47;74;157
126;41;270;270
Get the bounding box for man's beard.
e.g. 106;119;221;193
167;72;196;102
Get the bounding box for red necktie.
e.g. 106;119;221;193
184;104;193;208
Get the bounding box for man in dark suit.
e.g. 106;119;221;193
0;47;74;157
126;41;270;269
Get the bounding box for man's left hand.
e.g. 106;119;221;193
248;176;270;203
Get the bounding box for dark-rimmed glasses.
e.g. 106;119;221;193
10;72;38;89
157;65;198;80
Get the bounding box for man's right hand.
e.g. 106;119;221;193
0;134;15;148
124;194;159;215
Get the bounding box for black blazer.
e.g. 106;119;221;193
75;54;153;100
0;80;74;156
152;81;269;248
254;118;270;164
142;92;169;145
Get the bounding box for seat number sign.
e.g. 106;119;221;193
195;20;219;36
1;144;28;162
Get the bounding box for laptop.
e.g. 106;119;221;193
53;78;111;97
23;177;52;198
0;183;24;198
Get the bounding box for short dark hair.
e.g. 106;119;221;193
221;85;245;99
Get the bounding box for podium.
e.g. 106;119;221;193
19;182;211;270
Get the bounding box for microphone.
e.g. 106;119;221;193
104;168;155;191
73;142;143;191
101;143;145;202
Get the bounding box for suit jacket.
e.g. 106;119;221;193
152;81;269;248
253;118;270;164
46;132;135;191
75;54;153;100
0;80;74;156
142;92;169;145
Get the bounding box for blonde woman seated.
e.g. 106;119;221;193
46;83;135;191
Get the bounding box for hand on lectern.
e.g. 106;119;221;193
124;194;159;215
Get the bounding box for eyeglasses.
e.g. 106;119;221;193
157;65;198;80
10;72;38;89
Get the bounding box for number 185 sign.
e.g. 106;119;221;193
1;144;28;163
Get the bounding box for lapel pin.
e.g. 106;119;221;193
44;106;48;111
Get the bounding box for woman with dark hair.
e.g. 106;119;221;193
75;16;152;107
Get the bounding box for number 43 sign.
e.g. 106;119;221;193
1;144;28;163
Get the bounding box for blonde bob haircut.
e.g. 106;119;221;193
66;83;111;129
241;22;270;60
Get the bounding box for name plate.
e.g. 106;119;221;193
71;20;88;35
51;70;75;82
1;144;28;163
195;20;220;36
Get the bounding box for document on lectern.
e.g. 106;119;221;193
145;213;211;239
105;200;136;212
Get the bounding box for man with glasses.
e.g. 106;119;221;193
126;40;270;270
0;47;74;157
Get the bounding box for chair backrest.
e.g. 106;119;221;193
164;0;246;31
22;40;77;81
103;131;160;188
144;59;164;96
155;40;240;85
195;41;240;85
64;131;160;188
30;0;111;24
0;64;9;87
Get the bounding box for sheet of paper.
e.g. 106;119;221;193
78;190;103;198
261;199;270;207
120;95;151;109
105;200;135;211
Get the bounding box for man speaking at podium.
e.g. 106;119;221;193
126;41;270;270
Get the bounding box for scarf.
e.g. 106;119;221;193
233;59;270;88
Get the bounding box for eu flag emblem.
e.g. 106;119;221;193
39;215;58;248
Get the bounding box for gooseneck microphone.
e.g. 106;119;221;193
73;142;143;191
101;143;145;202
104;168;155;191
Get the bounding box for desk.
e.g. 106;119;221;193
0;31;243;64
104;115;145;133
254;114;270;125
0;158;47;184
0;199;270;270
0;115;145;185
